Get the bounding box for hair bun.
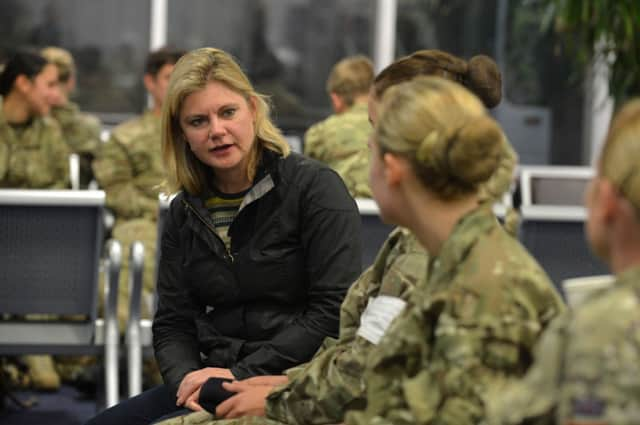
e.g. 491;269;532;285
447;115;503;185
466;55;502;108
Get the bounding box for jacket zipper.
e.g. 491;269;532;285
183;200;235;263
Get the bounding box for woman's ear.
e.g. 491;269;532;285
383;152;409;187
14;74;32;94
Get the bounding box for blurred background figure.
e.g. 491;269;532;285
0;48;70;393
0;48;68;189
304;55;374;198
92;46;184;336
488;99;640;425
41;46;102;188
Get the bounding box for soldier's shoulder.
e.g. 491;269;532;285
110;114;154;145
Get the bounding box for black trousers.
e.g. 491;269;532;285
84;384;191;425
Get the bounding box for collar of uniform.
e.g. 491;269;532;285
428;206;498;290
616;264;640;291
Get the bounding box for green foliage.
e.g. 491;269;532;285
544;0;640;101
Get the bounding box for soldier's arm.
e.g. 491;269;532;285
92;134;157;219
47;123;71;189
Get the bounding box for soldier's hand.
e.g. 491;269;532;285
184;386;204;412
176;367;234;407
215;382;273;418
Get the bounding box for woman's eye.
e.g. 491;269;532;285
221;108;236;118
189;117;205;127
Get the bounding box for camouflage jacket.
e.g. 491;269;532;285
345;206;565;425
51;101;101;155
51;101;102;187
304;102;371;198
0;99;70;188
92;110;163;220
487;265;640;425
265;228;428;424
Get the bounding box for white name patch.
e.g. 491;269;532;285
356;295;407;345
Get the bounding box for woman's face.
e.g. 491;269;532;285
24;64;60;116
179;80;257;178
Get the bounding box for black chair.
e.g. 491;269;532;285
0;189;122;408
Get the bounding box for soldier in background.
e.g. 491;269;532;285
92;46;184;333
0;49;69;392
488;99;640;425
304;55;374;198
0;48;69;189
41;46;102;188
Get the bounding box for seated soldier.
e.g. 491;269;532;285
304;55;374;198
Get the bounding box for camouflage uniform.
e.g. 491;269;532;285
50;101;102;188
156;228;429;425
92;110;164;329
304;102;371;198
487;265;640;425
345;206;564;425
480;136;519;236
0;100;70;189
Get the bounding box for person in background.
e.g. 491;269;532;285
92;46;184;330
85;46;362;425
0;48;68;189
343;76;564;425
0;48;69;392
155;50;527;425
488;99;640;425
304;55;374;198
41;46;102;188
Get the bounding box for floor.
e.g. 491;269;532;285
1;385;99;425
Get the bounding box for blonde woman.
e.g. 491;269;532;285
489;99;640;424
345;76;564;424
86;47;362;425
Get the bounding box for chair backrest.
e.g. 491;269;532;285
0;190;105;318
356;199;394;269
518;166;607;292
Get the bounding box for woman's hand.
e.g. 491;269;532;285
176;367;235;407
238;375;289;387
215;381;274;419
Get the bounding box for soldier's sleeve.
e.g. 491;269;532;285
0;138;8;182
484;314;569;425
92;133;157;219
46;122;71;189
479;135;518;205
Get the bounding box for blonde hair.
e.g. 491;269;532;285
599;98;640;214
373;50;502;109
376;76;503;200
162;47;290;195
41;46;75;83
326;55;374;106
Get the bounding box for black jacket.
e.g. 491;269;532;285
153;150;362;393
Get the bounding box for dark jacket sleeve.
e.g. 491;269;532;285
152;198;203;394
231;167;362;379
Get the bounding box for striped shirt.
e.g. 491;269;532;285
205;189;248;250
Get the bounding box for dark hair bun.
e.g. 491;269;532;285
448;115;503;185
466;55;502;108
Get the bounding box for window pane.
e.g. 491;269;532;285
167;0;374;134
0;0;150;121
396;0;586;165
